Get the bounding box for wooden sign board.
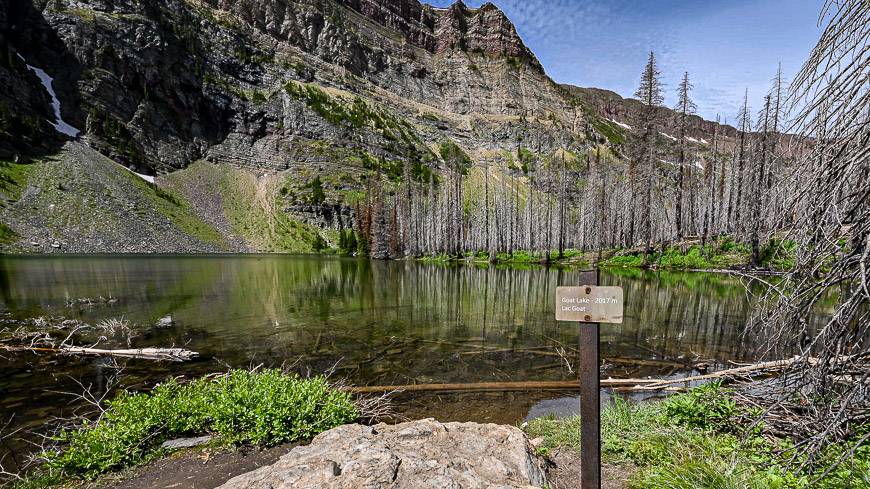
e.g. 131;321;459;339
555;286;624;323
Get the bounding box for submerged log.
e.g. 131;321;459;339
1;345;199;362
61;346;199;361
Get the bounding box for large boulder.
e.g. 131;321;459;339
217;418;550;488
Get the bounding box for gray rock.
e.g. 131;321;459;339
160;435;213;450
216;419;548;489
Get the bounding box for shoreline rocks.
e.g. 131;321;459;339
217;418;550;489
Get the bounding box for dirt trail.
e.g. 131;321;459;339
253;172;282;240
81;445;296;489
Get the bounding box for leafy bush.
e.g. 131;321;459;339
657;246;712;270
41;370;358;479
603;253;644;267
662;381;737;431
718;236;750;254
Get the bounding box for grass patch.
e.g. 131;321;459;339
21;370;358;485
0;160;35;202
0;222;18;245
525;382;868;489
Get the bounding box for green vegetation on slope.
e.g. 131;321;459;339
525;382;869;489
0;221;18;244
18;370;358;486
218;167;322;252
0;160;35;202
0;160;35;245
587;115;626;145
283;81;413;141
121;170;228;248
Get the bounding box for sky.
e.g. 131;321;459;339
427;0;824;122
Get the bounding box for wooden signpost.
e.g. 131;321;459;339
555;269;623;489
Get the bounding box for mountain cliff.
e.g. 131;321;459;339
0;0;740;253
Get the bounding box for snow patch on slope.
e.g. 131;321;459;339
17;53;80;137
115;161;156;183
660;132;677;141
609;118;632;130
132;171;155;184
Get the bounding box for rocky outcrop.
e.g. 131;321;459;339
5;0;573;170
216;419;549;488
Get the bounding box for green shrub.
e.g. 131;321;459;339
663;381;737;432
438;140;472;174
338;229;358;256
311;234;328;252
604;254;644;267
657;246;713;270
41;370;358;479
758;239;797;271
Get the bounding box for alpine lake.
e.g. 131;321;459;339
0;254;762;446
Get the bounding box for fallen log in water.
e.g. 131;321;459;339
343;378;662;394
1;345;199;362
344;357;805;394
622;356;802;390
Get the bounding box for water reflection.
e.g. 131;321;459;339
0;255;758;437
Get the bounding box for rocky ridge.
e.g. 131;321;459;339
0;0;746;252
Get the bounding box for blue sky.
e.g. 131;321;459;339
428;0;824;122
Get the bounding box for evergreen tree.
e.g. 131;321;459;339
675;71;697;242
634;51;664;261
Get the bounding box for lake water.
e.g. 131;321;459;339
0;255;758;450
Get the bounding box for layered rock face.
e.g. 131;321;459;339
217;419;549;488
3;0;576;173
2;0;742;173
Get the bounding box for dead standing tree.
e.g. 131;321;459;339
745;0;869;474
